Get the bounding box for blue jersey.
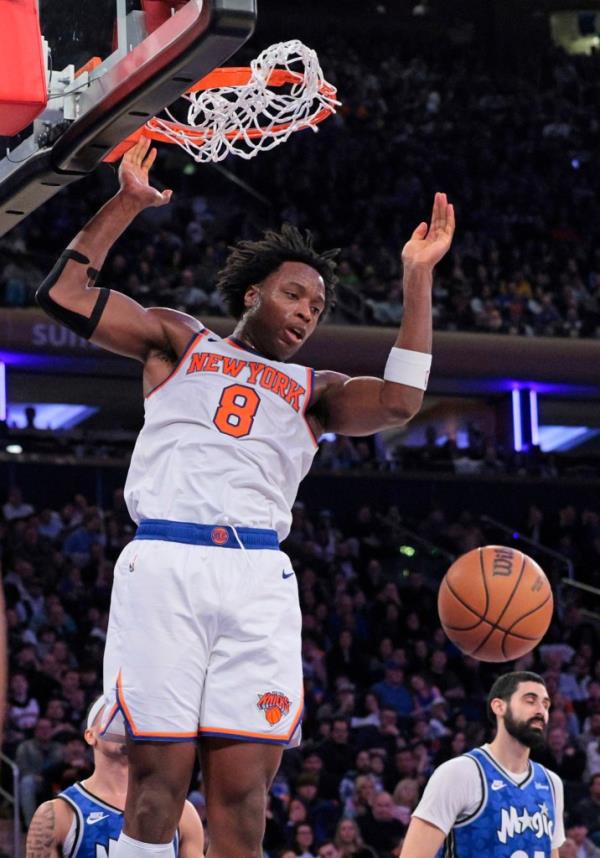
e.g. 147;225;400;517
437;748;557;858
58;783;179;858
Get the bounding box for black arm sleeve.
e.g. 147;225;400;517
35;249;110;340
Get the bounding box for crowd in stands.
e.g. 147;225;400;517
2;36;600;338
2;479;600;857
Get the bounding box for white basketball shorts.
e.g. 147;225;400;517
100;520;303;745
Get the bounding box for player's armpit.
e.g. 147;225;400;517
400;817;446;858
178;800;205;858
26;800;71;858
309;371;423;437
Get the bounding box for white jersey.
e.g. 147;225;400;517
124;329;318;540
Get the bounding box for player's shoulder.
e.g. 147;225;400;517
308;369;351;411
431;753;483;780
28;798;74;847
313;368;349;388
423;752;484;797
143;308;207;365
146;307;205;345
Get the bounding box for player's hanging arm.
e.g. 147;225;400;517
26;799;72;858
307;193;455;438
35;138;201;364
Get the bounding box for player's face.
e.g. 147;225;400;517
503;681;550;750
242;261;326;360
96;732;128;762
86;723;128;763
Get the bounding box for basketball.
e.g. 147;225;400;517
438;545;553;662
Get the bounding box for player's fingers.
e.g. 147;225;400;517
143;147;158;171
121;142;137;164
158;189;173;206
411;222;428;240
430;192;443;232
445;202;456;235
133;136;151;166
434;193;450;235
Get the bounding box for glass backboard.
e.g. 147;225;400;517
0;0;256;237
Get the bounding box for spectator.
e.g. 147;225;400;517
290;822;317;858
283;797;309;842
426;650;464;700
565;818;600;858
6;673;40;744
62;512;105;563
535;726;586;784
3;487;34;522
339;750;374;806
318;842;343;858
15;718;64;825
334;817;365;857
294;773;339;843
560;838;578;858
391;778;420;825
318;718;356;789
357;792;406;856
577;775;600;844
370;661;414;721
350;693;382;731
343;774;378;820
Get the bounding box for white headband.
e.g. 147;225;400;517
86;696;105;730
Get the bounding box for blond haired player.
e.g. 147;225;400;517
35;137;455;858
25;697;203;857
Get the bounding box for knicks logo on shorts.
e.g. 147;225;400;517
211;527;230;545
257;691;291;725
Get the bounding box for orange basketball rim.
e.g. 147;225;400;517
105;40;340;164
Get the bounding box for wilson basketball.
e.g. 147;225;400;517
438;546;553;662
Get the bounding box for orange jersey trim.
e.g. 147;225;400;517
303;367;319;448
145;329;208;400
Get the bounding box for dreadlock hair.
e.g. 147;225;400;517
216;223;339;320
486;671;546;725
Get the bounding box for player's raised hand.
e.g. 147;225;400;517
402;192;455;269
118;137;172;209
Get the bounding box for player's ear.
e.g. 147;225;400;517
490;697;506;719
83;727;97;748
244;284;260;310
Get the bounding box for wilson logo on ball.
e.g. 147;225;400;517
492;548;514;577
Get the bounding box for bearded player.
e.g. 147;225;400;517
401;671;566;858
35;138;455;858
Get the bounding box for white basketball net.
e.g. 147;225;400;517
146;40;340;163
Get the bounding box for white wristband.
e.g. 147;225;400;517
384;347;432;390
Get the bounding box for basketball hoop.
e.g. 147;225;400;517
105;40;339;164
